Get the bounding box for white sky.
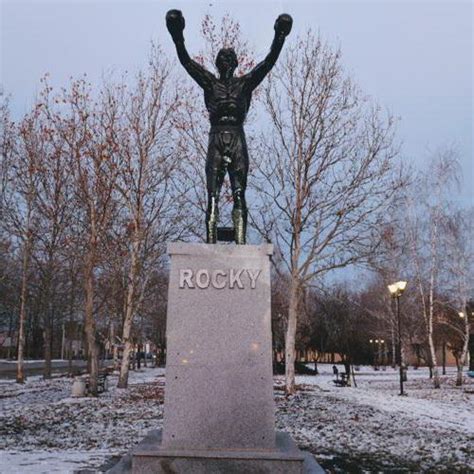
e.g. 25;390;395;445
1;0;472;206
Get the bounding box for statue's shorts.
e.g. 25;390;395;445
205;125;249;203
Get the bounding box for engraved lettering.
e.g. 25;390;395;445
179;269;194;289
196;269;210;289
211;270;227;289
229;269;244;289
247;269;261;289
178;268;261;289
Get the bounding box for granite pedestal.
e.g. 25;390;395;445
109;243;324;474
162;243;275;452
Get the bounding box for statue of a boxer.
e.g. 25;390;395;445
166;10;292;244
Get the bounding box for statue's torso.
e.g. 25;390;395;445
205;77;251;127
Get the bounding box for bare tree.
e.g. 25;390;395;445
110;46;183;388
43;77;119;395
2;106;42;383
405;149;459;388
367;212;415;372
442;207;473;385
253;31;400;393
28;82;76;378
0;95;17;360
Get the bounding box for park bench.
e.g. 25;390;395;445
333;373;350;387
97;370;109;393
84;370;109;395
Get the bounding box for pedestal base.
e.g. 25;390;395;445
107;429;324;474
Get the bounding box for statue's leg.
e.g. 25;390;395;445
205;134;226;244
228;131;249;245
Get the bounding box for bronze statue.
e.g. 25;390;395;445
166;10;292;244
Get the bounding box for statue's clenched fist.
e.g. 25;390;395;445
166;9;185;41
274;14;293;37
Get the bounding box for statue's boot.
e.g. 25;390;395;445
206;196;218;244
232;208;247;245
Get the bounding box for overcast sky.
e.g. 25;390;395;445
1;0;472;206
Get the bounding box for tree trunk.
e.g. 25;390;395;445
351;364;357;388
118;334;133;388
285;278;299;394
68;337;73;376
117;237;140;389
16;230;33;384
428;218;440;389
456;314;470;387
456;363;463;386
113;344;119;370
84;253;99;396
61;323;66;360
67;273;75;376
43;325;52;379
427;320;440;388
469;337;474;372
442;341;446;375
7;311;14;360
131;347;136;371
137;344;142;370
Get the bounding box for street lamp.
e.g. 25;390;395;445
388;280;408;396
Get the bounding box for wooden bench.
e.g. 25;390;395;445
97;371;108;393
333;373;350;387
85;370;109;395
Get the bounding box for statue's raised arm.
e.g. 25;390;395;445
244;14;293;91
166;10;214;90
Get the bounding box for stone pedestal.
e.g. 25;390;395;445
107;243;324;474
162;243;275;452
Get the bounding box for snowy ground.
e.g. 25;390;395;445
1;364;473;473
279;365;474;472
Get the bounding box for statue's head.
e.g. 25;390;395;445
216;48;238;77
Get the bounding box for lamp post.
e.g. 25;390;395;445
379;339;385;368
388;280;408;396
375;339;379;369
369;338;386;369
369;339;375;368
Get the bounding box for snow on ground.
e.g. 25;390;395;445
0;450;117;474
1;364;473;473
1;368;165;473
277;365;474;472
0;360;72;364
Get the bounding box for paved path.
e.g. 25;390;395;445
0;360;112;379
